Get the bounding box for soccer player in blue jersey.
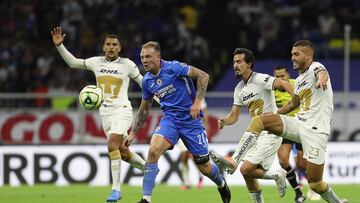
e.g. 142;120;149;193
124;41;231;203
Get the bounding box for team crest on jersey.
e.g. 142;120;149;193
156;79;163;85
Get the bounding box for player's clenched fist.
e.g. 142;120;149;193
218;119;225;129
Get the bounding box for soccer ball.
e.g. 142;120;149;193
79;85;104;110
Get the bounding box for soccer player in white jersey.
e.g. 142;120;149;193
211;40;347;203
51;27;146;202
211;48;295;202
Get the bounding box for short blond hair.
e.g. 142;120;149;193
142;41;161;53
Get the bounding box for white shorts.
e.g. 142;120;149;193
100;106;133;137
280;115;328;165
244;131;282;171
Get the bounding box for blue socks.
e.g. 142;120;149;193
208;164;224;187
143;162;159;196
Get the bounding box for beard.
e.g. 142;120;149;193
235;72;242;79
294;60;305;70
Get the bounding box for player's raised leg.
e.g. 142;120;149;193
211;114;283;174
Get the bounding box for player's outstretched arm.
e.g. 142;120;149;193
124;98;153;147
277;95;300;115
315;70;329;90
51;26;86;69
188;66;209;119
273;78;294;96
51;26;65;46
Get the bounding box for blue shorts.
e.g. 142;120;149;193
153;117;208;156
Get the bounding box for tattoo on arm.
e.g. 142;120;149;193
188;66;209;100
131;99;152;132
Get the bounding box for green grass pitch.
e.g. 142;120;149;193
0;184;357;203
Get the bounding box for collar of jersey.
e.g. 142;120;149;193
103;56;120;63
244;71;254;85
300;61;314;74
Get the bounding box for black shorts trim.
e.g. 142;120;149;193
281;138;303;150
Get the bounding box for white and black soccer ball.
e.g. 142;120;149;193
79;85;104;110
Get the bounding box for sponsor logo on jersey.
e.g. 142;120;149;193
99;69;121;74
157;84;176;98
297;81;308;90
242;92;258;102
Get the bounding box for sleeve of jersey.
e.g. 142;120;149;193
83;57;98;72
233;85;244;106
142;79;153;100
173;61;190;77
129;61;142;87
311;63;327;77
257;73;275;90
56;44;86;70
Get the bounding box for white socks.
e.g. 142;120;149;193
111;159;121;191
128;152;146;172
320;186;343;203
250;190;264;203
262;170;278;180
231;131;258;166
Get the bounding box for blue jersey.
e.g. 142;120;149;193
142;60;202;124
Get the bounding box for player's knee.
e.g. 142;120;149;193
240;165;251;177
309;180;327;194
107;140;119;152
148;146;162;160
193;154;209;165
119;147;131;161
278;157;289;168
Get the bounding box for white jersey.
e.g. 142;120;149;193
234;72;282;167
83;57;141;114
56;45;142;115
234;72;277;117
294;61;333;134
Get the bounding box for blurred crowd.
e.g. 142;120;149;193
1;0;359;101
